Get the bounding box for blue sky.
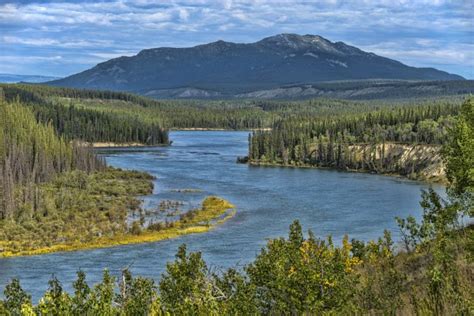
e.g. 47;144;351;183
1;0;473;78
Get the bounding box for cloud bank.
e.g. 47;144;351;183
1;0;472;78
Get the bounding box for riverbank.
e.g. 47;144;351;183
171;127;272;131
0;130;446;301
247;161;446;184
92;142;173;148
91;142;147;148
74;141;172;148
0;196;235;258
247;143;447;184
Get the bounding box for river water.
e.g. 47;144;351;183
0;131;444;301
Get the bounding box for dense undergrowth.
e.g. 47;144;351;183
0;168;154;256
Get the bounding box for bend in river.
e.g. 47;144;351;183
0;131;444;301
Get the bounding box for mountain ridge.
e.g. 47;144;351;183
48;33;464;98
0;73;60;84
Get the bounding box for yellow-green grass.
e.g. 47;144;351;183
0;196;235;258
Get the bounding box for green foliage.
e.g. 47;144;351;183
248;98;462;179
117;269;158;315
2;83;465;134
36;276;72;315
214;268;258;315
1;84;169;145
395;189;472;314
0;98;155;256
0;89;472;315
0;98;105;219
394;98;474;314
354;231;405;313
1;220;472;314
159;244;219;314
3;278;31;315
246;221;360;314
71;271;91;315
81;269;116;315
443;97;474;213
0;168;154;255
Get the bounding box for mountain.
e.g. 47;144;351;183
0;73;60;83
48;34;464;98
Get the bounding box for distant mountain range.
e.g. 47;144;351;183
48;34;467;99
0;73;60;84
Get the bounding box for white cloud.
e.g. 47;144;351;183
178;8;190;21
89;51;137;59
3;36;59;46
357;41;474;67
0;55;63;63
144;12;172;23
0;0;472;77
1;36;113;48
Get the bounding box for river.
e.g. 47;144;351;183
0;131;444;301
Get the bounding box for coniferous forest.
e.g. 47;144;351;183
0;96;105;220
0;97;472;315
0;85;169;146
0;92;236;257
0;84;472;315
1;83;464;134
1;1;472;314
247;100;461;180
0;95;145;252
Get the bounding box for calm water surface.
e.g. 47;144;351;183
0;131;444;301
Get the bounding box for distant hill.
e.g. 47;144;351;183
233;80;474;100
0;73;60;83
48;33;465;99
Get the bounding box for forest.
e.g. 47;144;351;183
0;97;472;314
0;96;144;253
0;96;105;220
0;96;234;256
247;98;463;180
0;85;169;146
1;83;466;132
0;83;467;182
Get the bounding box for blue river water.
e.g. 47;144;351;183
0;131;444;301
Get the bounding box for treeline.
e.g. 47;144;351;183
0;85;169;145
1;84;156;108
33;102;169;145
0;98;105;219
1;95;471;315
3;83;467;132
248;100;461;177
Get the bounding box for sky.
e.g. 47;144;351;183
0;0;473;79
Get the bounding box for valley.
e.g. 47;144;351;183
0;130;445;301
0;82;472;314
1;0;472;312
